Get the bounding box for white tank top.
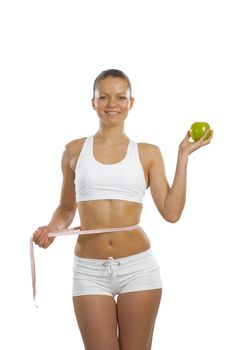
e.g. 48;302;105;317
74;135;147;203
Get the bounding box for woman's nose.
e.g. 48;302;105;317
107;97;117;107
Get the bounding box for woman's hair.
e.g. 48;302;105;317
93;69;132;98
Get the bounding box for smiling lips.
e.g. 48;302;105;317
105;111;120;117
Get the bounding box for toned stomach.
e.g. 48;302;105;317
75;199;151;259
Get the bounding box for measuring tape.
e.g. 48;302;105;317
30;224;139;306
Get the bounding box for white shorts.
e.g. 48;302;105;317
72;247;163;297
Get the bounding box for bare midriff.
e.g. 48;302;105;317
75;199;151;259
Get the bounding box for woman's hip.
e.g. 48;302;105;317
72;247;163;297
72;247;160;276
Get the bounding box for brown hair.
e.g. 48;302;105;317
93;69;132;98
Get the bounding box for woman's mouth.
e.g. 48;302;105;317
105;111;120;117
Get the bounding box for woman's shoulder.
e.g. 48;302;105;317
137;141;161;154
61;137;88;168
64;137;87;155
137;142;162;168
62;137;88;172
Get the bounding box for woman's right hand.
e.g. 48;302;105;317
33;225;57;249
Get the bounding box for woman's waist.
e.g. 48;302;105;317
78;221;140;231
76;227;151;259
76;225;148;244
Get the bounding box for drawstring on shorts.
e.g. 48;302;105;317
102;257;121;276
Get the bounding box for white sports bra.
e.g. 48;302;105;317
74;135;147;203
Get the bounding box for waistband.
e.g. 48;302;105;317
30;223;140;307
74;247;153;276
74;246;152;264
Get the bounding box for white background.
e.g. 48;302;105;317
1;0;233;349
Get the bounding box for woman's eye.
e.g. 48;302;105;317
118;96;126;100
98;96;106;100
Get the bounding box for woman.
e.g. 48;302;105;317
33;69;213;350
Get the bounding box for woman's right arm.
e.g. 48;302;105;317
33;143;77;249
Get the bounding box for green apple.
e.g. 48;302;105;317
189;122;211;141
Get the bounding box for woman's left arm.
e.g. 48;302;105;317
149;129;213;223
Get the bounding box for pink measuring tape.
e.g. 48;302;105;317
30;224;139;306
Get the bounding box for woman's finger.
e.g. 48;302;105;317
33;227;48;245
202;130;213;145
199;129;213;145
38;228;52;246
41;237;54;249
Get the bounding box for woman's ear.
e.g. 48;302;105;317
91;98;96;110
129;97;135;109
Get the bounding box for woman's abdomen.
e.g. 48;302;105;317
75;226;151;259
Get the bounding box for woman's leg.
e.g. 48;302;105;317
73;294;120;350
116;288;162;350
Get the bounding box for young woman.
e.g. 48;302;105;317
33;69;213;350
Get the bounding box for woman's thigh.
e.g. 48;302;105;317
73;294;120;350
117;288;162;350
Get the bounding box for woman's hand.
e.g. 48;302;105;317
33;225;57;249
179;129;214;157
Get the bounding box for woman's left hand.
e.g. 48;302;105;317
179;129;214;157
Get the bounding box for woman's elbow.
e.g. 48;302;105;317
163;213;182;223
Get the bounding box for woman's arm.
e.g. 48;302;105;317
149;129;213;223
163;151;188;222
33;143;77;248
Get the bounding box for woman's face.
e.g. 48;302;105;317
92;76;134;124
